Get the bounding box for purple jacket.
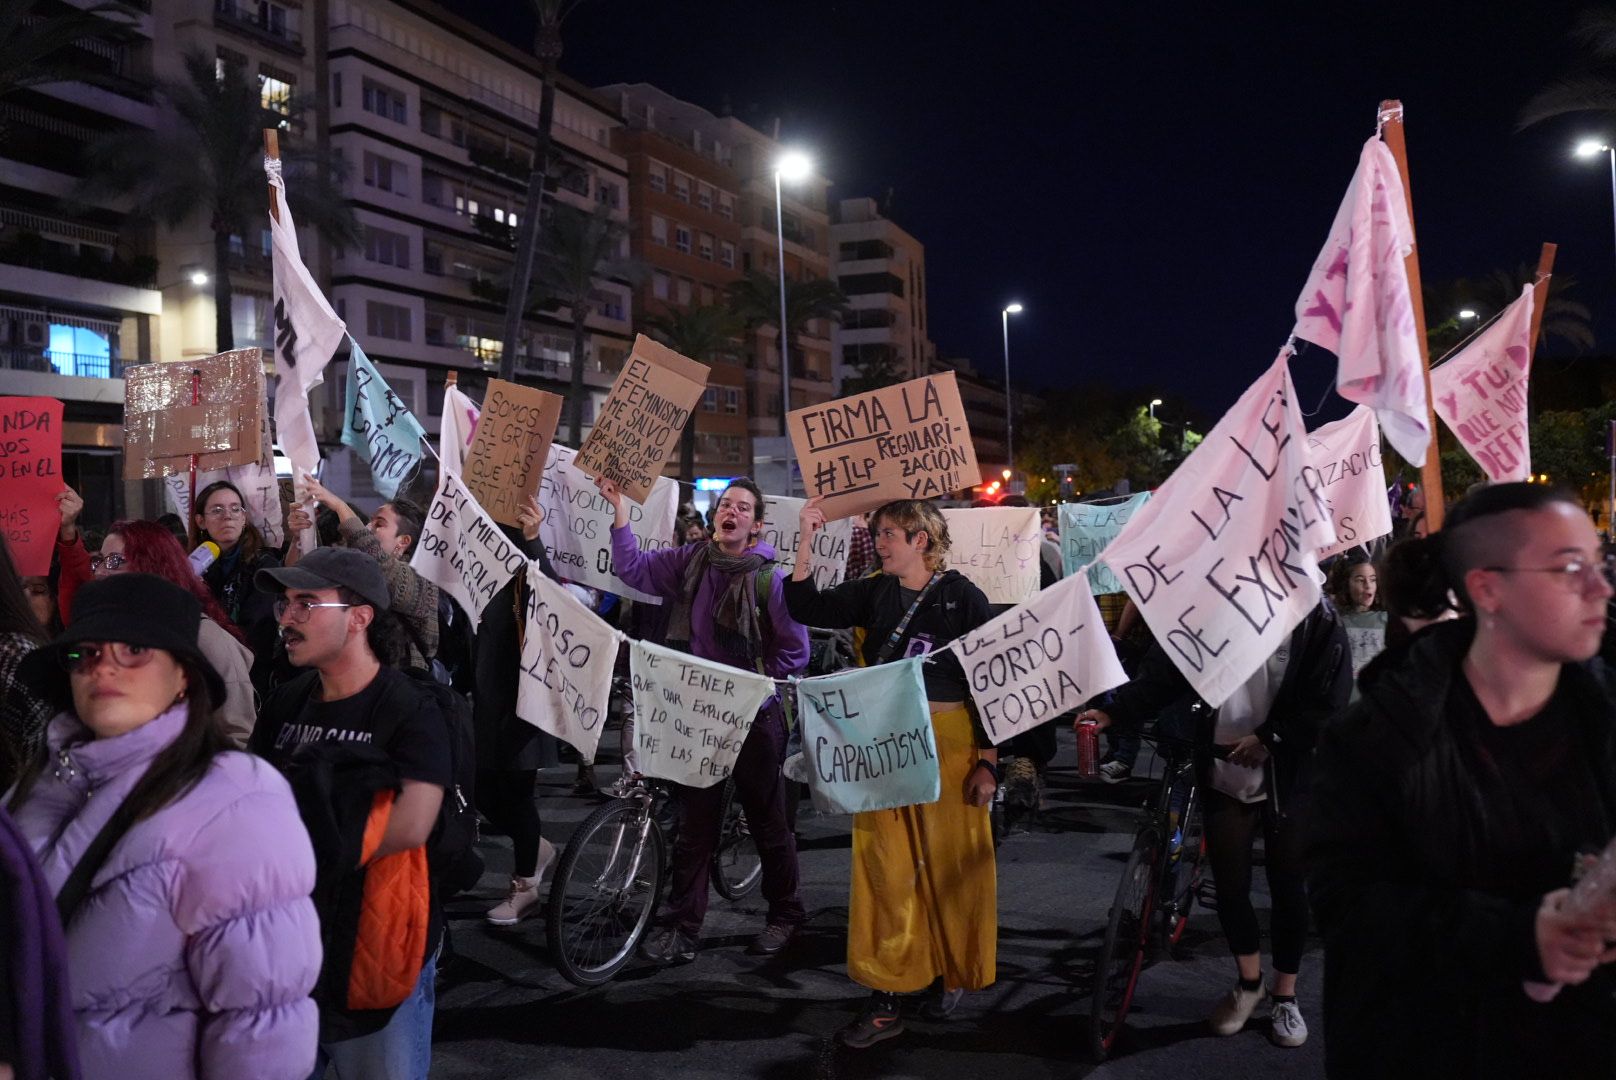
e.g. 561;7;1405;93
10;705;320;1080
610;526;809;681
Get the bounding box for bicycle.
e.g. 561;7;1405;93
1090;726;1216;1061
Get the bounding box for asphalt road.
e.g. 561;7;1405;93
430;727;1326;1079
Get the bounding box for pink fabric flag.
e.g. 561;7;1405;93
1430;284;1535;483
1293;137;1430;467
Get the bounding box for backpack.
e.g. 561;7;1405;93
749;564;795;733
374;670;480;893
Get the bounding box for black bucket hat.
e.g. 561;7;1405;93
18;573;228;710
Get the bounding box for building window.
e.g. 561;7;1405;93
676;278;693;305
259;67;293;117
723;387;739;414
718;193;734;220
650;215;667;246
647;164;666;193
595;181;620;208
653;271;670;300
593;289;625;321
719;241;735;269
362;78;407;124
698;233;713;261
697;183;713;211
702;387;718;413
674;226;691;254
330;72;342;108
560;168;590;197
215;45;246;83
672;173;689;203
362;152;407;195
364;226;410;268
699;283;715;306
366;301;412;341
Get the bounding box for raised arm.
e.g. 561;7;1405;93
598;477;693;600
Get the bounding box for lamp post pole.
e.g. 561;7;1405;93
1001;303;1022;477
774;167;791;437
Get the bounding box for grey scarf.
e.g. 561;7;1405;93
664;542;770;662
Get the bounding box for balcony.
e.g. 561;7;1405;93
470;214;518;251
467;141;530;183
1;347;124;379
0;232;157;288
214;0;303;54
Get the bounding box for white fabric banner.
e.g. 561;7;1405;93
410;468;528;625
1292;136;1430;467
439;383;480;478
1307;406;1394;559
536;444;678;605
1100;350;1336;708
629;640;773;788
796;659;940;813
762;495;852;591
162;460;286;550
955;572;1127;746
941;506;1043;604
1431;284;1535;483
515;565;619;761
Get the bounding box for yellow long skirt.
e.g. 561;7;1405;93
846;705;997;993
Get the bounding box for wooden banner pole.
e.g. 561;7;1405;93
263;128;281;224
1526;242;1557;357
1378;100;1445;531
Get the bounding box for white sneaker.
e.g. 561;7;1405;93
1098;760;1132;784
1208;984;1265;1036
486;837;556;926
1268;999;1308;1047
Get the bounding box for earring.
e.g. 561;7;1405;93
173;690;187;704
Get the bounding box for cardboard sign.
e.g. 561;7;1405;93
1306;406;1393;559
575;335;709;505
788;371;980;520
0;396;64;576
410;469;529;625
516;565;620;760
1431;284;1535;484
536;444;679;605
1059;493;1152;594
629;640;773;788
123;349;267;480
942;506;1043;605
797;658;939;813
341;341;427;500
463;378;563;526
956;573;1127;745
1099;350;1335;708
762;495;852;592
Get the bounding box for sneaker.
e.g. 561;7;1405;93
1099;759;1133;784
638;926;699;965
603;773;641;799
840;992;904;1048
1208;983;1265;1036
919;987;965;1020
748;922;797;956
573;764;598;796
1268;1000;1308;1047
484;837;555;926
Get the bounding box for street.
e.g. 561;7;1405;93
432;728;1325;1079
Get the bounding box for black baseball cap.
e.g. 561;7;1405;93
255;547;392;611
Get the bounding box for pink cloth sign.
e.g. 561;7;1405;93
1430;284;1535;483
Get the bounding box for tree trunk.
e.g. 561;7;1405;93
679;417;696;483
213;227;234;352
567;304;588;445
497;40;560;384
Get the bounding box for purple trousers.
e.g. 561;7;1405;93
660;703;805;935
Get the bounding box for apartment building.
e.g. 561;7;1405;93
0;1;163;527
935;355;1010;475
830;196;935;387
608;89;748;478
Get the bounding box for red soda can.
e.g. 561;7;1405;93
1077;720;1099;779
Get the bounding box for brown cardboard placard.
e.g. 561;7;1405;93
122;349;268;480
787;370;980;520
575;334;710;504
462;378;564;527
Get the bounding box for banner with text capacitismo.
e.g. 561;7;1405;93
463;377;564;527
629;640;774;788
787;371;980;520
575;335;709;505
796;658;939;813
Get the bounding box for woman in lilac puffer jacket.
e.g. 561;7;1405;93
5;573;320;1080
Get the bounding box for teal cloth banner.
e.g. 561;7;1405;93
1059;492;1152;595
341;339;426;499
796;658;939;814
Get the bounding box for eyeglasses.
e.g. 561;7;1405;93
204;504;246;520
273;598;354;623
89;552;127;573
1483;556;1616;592
61;641;158;675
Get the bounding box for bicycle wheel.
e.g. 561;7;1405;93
711;780;762;900
546;798;665;987
1090;826;1161;1061
1162;783;1207;949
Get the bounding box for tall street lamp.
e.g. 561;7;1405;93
774;150;812;438
1001;303;1023;475
1149;397;1163;420
1575;139;1616;278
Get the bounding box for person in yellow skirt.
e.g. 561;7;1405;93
783;497;999;1047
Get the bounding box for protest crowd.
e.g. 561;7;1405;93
6;108;1616;1080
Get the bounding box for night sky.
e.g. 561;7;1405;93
472;0;1612;423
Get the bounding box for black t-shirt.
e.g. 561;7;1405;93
252;666;451;790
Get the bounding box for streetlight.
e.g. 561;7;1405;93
1001;302;1023;476
1149;397;1163;420
1576;138;1616;279
773;150;813;441
1458;309;1478;321
188;268;209;286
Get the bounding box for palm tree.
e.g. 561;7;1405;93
1518;8;1616;130
725;269;847;433
528;201;639;445
642;304;744;482
498;0;583;383
1426;265;1594;359
0;0;133;107
77;52;357;352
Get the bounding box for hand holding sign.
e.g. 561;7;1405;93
56;486;83;542
799;495;827;540
517;495;544;542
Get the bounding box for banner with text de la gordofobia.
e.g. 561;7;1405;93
796;658;939;814
1099;349;1335;708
